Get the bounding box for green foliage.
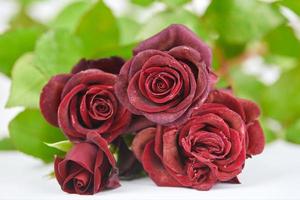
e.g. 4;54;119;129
50;1;90;31
137;9;208;42
35;29;83;77
45;140;73;152
131;0;153;7
264;24;300;58
261;67;300;126
75;0;119;57
285;120;300;144
277;0;300;16
161;0;190;7
204;0;284;45
231;68;266;103
6;53;46;108
0;28;43;76
0;137;15;150
18;0;44;6
118;17;141;45
261;118;279;143
9;109;66;162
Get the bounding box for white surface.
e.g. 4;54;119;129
0;141;299;200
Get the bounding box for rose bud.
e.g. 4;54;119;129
40;57;132;142
54;133;120;195
115;24;217;125
132;90;264;190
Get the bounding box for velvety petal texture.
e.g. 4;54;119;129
54;133;120;195
132;89;265;191
40;57;131;143
115;24;217;125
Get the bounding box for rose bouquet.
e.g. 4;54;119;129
39;24;265;194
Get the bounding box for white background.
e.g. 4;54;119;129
0;0;300;199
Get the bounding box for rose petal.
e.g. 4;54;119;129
162;128;185;174
207;90;246;121
54;157;64;185
133;24;212;69
40;74;72;126
72;57;124;74
61;69;116;98
239;99;261;123
142;140;181;187
114;59;142;115
247;120;265;155
63;142;98;173
132;127;156;161
58;84;86;141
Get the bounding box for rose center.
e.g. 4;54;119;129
152;75;173;93
75;179;84;188
80;86;117;126
187;159;210;183
141;68;183;104
181;129;226;159
72;170;91;193
89;96;113;120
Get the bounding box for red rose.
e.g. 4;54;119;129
54;133;120;195
115;24;217;125
40;57;131;142
132;90;264;190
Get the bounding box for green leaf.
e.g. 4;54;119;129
285;119;300;144
261;119;278;143
131;0;153;7
261;66;300;125
45;140;73;152
118;17;141;45
0;137;15;150
51;1;91;31
10;8;44;30
137;9;208;42
18;0;44;6
0;28;43;76
230;68;266;103
203;0;284;44
6;53;46;108
93;43;136;60
264;54;298;71
160;0;190;7
35;29;83;77
277;0;300;16
264;24;300;58
75;0;119;57
9;109;66;162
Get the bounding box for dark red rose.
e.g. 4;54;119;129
40;57;132;142
132;90;264;190
115;24;217;125
54;133;120;195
